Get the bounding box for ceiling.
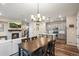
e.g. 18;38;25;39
0;3;79;22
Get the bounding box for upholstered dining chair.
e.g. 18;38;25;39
31;36;37;40
22;49;32;56
32;47;44;56
46;40;56;56
21;38;30;42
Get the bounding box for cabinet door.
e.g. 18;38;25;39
0;41;12;56
12;39;21;54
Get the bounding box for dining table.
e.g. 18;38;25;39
18;37;56;56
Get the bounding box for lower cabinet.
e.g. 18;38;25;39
12;39;21;55
0;39;21;56
0;41;12;56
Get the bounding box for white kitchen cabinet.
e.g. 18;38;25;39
12;39;21;55
0;40;12;56
0;38;21;56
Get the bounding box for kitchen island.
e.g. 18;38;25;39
0;37;27;56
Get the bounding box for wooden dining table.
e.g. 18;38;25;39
18;37;56;56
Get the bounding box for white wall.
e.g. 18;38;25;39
66;16;77;46
0;17;24;40
0;19;8;38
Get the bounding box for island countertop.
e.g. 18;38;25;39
0;37;27;44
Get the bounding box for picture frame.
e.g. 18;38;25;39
69;24;74;28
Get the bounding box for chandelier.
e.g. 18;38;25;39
31;4;45;22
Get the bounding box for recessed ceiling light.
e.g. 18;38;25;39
1;3;6;5
60;18;64;20
25;19;27;21
48;25;51;28
0;12;2;16
58;15;62;18
0;24;2;27
46;18;49;20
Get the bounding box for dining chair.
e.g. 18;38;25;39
32;47;44;56
46;40;56;56
21;38;30;43
42;45;48;56
51;40;56;56
31;36;37;40
47;42;52;56
22;49;32;56
21;38;27;42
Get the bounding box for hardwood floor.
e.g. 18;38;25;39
55;39;79;56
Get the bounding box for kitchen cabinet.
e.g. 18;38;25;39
0;38;21;56
0;40;12;56
12;39;21;54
